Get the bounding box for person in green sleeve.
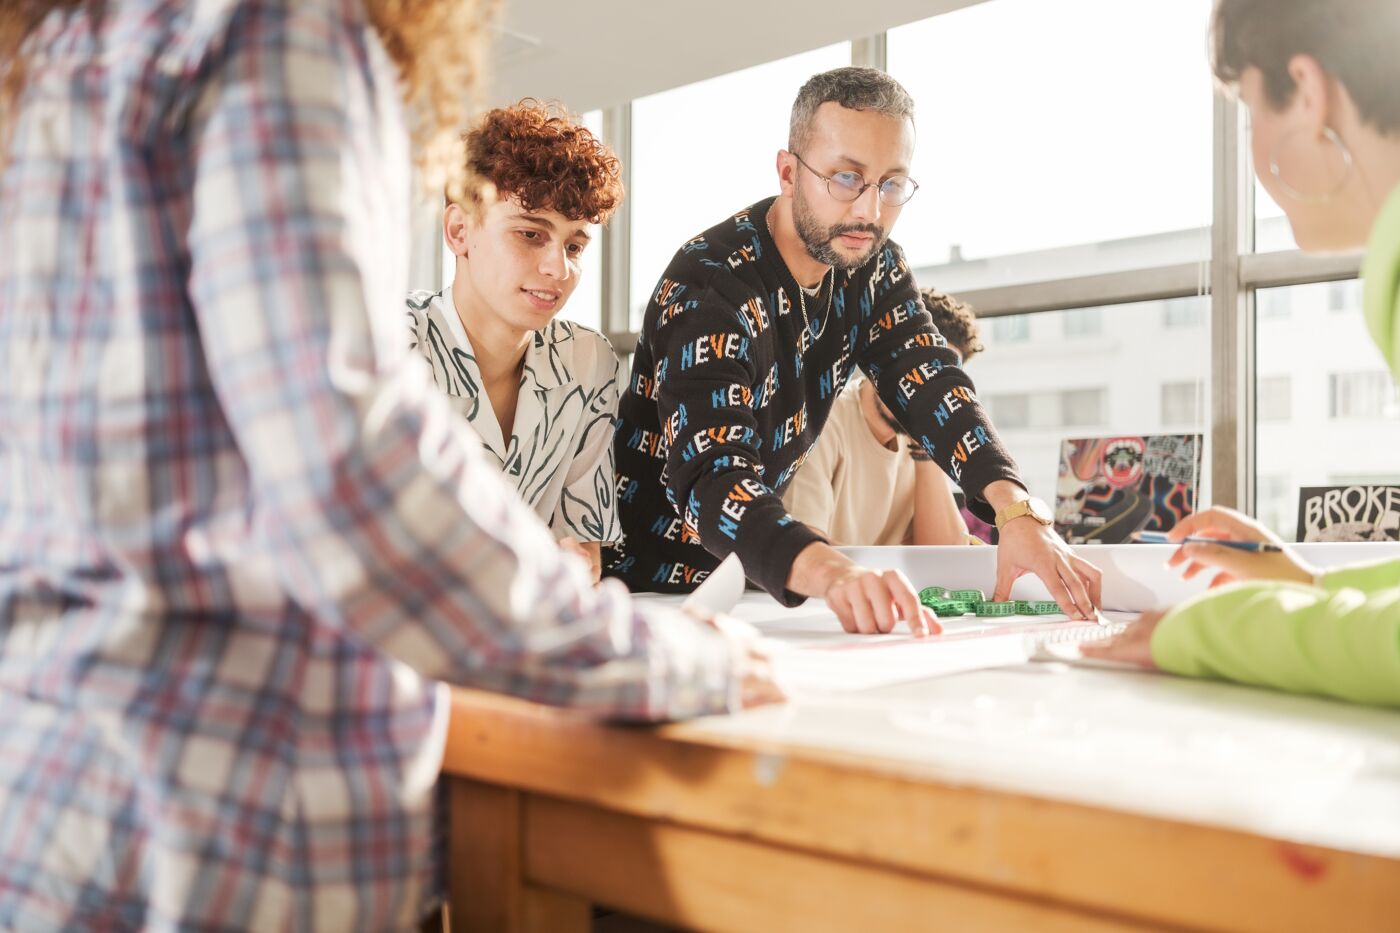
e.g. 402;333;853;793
1084;0;1400;706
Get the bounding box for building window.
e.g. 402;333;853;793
1161;381;1200;425
1328;280;1360;313
1329;372;1400;420
1257;289;1291;320
1257;474;1290;502
1256;473;1294;541
987;393;1031;430
1163;297;1207;328
1062;308;1103;338
1257;375;1292;422
962;300;1207;507
991;316;1030;343
1256;281;1400;540
1060;388;1106;428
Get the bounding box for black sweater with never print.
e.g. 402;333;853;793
606;196;1022;603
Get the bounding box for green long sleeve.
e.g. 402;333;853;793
1362;182;1400;382
1150;580;1400;706
1147;184;1400;707
1317;556;1400;594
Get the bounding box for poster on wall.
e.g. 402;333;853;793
1054;434;1202;544
1296;485;1400;542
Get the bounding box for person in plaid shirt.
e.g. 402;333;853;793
0;1;778;929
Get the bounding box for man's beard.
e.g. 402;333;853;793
792;185;888;270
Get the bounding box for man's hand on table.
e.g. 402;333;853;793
787;542;941;636
983;481;1103;621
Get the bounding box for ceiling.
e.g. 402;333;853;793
485;0;987;113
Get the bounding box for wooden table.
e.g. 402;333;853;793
441;675;1400;932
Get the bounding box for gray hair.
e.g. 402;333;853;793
788;67;916;152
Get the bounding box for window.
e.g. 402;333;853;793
1256;474;1293;540
628;44;851;329
1062;308;1103;338
1330;473;1400;487
1258;288;1291;320
1255;281;1400;538
963;298;1210;506
991;316;1030;343
1163;297;1207;328
1328;280;1361;313
1257;375;1292;422
1061;388;1106;428
1254;179;1297;253
987;393;1030;430
560;111;605;330
1330;372;1400;420
887;0;1213;287
1161;381;1200;426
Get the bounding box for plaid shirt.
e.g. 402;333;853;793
0;1;739;929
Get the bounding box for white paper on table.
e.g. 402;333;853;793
747;596;1135;693
1030;638;1146;671
653;549;1157;692
681;553;746;616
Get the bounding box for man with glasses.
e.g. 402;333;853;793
608;67;1102;634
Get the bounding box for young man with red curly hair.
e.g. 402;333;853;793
408;101;624;580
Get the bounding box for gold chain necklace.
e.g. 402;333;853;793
797;267;834;343
766;204;834;343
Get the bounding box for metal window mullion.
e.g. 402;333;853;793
1210;90;1254;512
1240;248;1362;289
601;103;633;346
409;176;444;294
950;263;1209;319
851;33;888;71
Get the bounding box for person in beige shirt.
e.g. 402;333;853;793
783;289;987;546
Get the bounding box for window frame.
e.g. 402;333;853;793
418;9;1368;518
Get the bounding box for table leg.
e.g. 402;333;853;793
446;778;590;933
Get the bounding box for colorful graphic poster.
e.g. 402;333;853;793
1296;485;1400;542
1054;435;1202;544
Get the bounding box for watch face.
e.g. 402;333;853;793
1027;497;1054;523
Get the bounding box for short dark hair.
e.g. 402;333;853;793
921;288;982;361
1211;0;1400;135
788;67;915;153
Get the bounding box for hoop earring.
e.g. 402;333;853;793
1268;126;1354;204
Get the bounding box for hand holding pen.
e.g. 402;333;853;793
1137;507;1318;589
1133;531;1283;552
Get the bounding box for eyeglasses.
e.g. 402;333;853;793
791;152;919;207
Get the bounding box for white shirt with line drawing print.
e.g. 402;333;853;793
407;289;624;544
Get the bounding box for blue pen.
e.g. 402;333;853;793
1133;530;1283;553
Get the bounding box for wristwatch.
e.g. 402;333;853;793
994;497;1054;530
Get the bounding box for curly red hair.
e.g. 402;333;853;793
466;100;623;224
